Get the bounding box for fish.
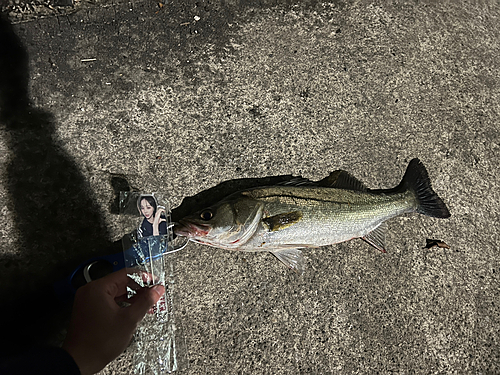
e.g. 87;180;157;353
174;159;450;273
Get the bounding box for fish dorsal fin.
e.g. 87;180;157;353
277;177;315;187
319;170;367;191
271;248;306;274
362;222;387;253
263;211;303;231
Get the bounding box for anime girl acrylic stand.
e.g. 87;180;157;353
119;192;188;374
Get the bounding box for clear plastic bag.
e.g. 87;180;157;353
119;192;188;374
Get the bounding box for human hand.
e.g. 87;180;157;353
62;269;165;375
153;207;166;225
152;207;167;236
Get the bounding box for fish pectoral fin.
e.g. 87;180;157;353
362;222;387;253
263;211;303;232
271;248;306;274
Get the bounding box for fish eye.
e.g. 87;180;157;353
200;210;213;221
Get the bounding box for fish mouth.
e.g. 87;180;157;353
174;220;210;238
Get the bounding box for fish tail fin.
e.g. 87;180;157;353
397;159;451;218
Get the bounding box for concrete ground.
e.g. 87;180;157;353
0;0;499;373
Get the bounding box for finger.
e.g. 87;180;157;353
120;284;162;305
114;273;155;304
96;269;151;298
126;274;143;291
140;271;161;285
117;270;161;293
114;294;131;304
94;268;131;298
125;285;165;323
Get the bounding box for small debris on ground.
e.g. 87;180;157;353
424;239;450;250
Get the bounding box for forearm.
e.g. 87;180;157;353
0;347;81;375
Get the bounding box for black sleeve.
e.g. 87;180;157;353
159;220;167;236
0;346;81;375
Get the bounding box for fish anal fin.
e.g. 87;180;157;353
271;248;306;274
362;222;387;253
319;170;368;191
263;211;303;231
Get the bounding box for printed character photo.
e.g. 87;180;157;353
137;194;167;238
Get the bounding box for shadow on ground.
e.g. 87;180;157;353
0;15;114;356
0;0;330;354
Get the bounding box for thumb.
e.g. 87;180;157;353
126;285;165;323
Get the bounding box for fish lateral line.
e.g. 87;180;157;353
245;190;385;205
